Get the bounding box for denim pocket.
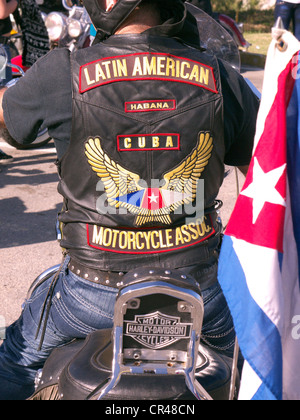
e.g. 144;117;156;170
39;268;118;345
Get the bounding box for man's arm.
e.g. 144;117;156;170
219;60;259;177
0;87;19;146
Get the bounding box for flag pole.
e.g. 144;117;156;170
229;336;240;400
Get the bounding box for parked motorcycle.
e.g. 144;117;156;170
187;4;242;71
185;0;250;51
0;46;51;150
44;0;91;51
214;13;250;51
9;0;90;74
2;0;90;150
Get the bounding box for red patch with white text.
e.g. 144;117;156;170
117;133;180;152
125;100;176;113
79;53;218;93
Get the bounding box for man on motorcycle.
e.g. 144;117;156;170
0;0;259;400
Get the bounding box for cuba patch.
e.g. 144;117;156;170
86;216;215;254
117;133;180;152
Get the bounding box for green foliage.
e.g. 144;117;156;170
212;0;275;30
212;0;260;12
212;0;261;21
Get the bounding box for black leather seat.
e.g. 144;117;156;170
29;329;236;400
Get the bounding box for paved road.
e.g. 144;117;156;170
0;66;265;333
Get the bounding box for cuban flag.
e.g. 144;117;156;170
218;30;300;400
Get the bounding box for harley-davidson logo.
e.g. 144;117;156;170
124;311;192;349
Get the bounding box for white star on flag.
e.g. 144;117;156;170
241;157;286;224
149;192;159;203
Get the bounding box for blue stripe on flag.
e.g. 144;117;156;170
252;383;278;401
219;235;283;400
287;64;300;282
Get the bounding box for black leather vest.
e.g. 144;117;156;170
58;34;225;271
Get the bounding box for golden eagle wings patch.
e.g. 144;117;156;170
85;132;213;226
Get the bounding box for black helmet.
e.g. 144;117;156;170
83;0;186;41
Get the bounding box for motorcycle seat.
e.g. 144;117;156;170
29;328;236;400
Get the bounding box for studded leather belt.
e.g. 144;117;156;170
68;257;218;292
68;258;126;289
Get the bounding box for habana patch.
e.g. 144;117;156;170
87;216;215;254
117;133;180;151
125;99;176;113
79;53;218;93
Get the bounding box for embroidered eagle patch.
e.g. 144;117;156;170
85;132;213;226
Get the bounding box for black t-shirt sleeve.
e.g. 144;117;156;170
219;60;260;167
3;48;72;159
0;17;12;36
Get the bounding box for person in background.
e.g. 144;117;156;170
17;0;49;67
0;0;18;163
274;0;300;40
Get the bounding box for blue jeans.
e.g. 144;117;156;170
0;257;236;400
275;0;300;40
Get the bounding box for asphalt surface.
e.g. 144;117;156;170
0;65;265;335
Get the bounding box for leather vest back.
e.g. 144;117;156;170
58;35;225;271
